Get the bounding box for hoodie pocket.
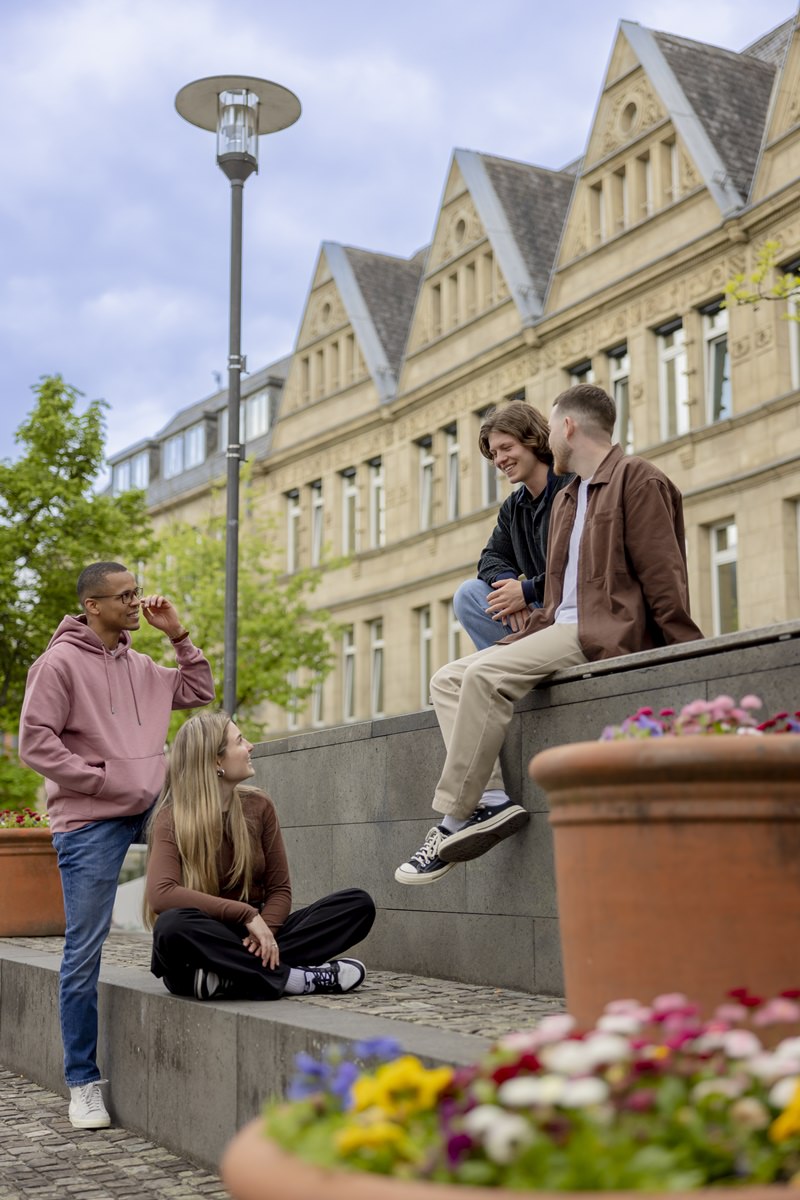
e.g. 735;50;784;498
97;755;166;805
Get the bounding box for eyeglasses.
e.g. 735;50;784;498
89;587;144;605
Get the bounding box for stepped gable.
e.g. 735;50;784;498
480;155;575;305
653;30;777;201
342;246;426;376
743;16;794;67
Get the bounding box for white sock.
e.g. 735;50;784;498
480;789;510;808
441;814;467;833
284;967;308;995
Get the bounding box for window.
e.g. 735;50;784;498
656;321;689;439
342;627;356;722
368;458;386;549
287;671;299;732
431;283;442;337
370;619;384;717
418;606;433;708
636;152;652;218
447;272;459;327
112;460;130;495
341;468;359;554
661;138;679;204
310;480;324;566
790;291;800;390
300;356;310;404
710;521;738;636
478;408;502;506
130;451;149;490
447;599;462;662
608;346;632;454
569;360;595;386
163;434;184;480
311;679;325;727
418;437;434;530
245;390;270;440
590;182;605;243
286;490;301;573
703;305;731;422
184;423;205;469
445;424;460;521
611;167;627;232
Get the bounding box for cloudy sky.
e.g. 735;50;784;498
0;0;794;470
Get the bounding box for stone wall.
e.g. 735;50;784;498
253;622;800;996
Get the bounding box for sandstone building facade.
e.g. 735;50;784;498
109;14;800;736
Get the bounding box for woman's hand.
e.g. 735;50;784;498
243;913;280;969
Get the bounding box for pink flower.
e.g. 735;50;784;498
652;992;690;1013
714;1003;748;1024
752;998;800;1026
740;694;763;710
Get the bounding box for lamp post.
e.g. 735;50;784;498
175;76;301;717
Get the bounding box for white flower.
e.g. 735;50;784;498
769;1076;800;1109
560;1077;610;1107
721;1029;763;1059
496;1031;542;1053
498;1074;565;1107
483;1113;534;1165
462;1104;505;1136
596;1013;644;1036
584;1032;632;1066
744;1052;800;1083
692;1077;745;1102
776;1037;800;1061
539;1039;595;1075
536;1013;576;1043
729;1097;770;1131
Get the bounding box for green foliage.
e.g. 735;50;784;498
0;375;154;749
0;744;42;811
723;239;800;314
134;476;340;740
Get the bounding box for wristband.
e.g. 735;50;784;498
170;630;190;644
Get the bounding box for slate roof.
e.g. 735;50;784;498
343;247;426;374
480;156;575;302
742;17;794;67
653;30;777;200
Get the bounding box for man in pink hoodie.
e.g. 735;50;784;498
20;561;215;1129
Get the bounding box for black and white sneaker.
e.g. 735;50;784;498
302;958;366;994
194;968;234;1000
394;825;453;885
438;801;529;863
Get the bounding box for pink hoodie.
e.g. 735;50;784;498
19;615;215;832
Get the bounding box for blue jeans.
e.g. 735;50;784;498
52;808;153;1086
452;578;541;652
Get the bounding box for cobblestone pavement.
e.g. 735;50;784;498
0;1070;228;1200
1;934;565;1197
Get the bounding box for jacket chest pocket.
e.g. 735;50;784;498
581;510;626;582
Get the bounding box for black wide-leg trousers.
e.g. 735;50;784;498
150;888;375;1000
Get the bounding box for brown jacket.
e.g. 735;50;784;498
145;788;292;932
506;445;703;660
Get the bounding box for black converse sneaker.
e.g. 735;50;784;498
193;968;234;1000
394;825;453;885
437;800;529;863
302;958;366;994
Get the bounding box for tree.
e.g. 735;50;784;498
134;476;340;740
724;239;800;313
0;376;154;801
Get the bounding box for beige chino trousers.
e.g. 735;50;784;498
430;622;587;820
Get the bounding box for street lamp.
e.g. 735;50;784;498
175;75;301;717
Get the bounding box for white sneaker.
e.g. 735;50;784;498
68;1081;111;1129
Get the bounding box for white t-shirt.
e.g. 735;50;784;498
554;477;592;626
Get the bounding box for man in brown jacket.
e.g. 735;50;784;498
395;383;703;885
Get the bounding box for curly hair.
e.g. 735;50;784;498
478;401;552;463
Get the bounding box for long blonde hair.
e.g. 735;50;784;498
144;710;255;928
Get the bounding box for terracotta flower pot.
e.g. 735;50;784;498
529;735;800;1028
0;827;65;936
220;1119;784;1200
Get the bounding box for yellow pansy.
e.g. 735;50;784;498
336;1119;409;1155
352;1055;453;1119
770;1082;800;1144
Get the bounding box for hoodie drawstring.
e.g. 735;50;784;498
124;656;143;726
102;653;115;715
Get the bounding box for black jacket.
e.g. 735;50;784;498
477;468;574;604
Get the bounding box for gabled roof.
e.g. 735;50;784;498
322;241;425;403
653;30;777;202
455;149;575;323
743;17;795;67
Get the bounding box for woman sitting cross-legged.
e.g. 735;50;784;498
144;710;375;1001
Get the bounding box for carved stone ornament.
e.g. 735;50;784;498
430;196;485;270
306;288;346;340
597;77;666;160
731;337;751;361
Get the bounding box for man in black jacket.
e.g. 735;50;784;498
453;401;572;649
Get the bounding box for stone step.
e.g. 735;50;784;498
0;934;564;1173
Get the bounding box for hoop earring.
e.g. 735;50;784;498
217;767;225;778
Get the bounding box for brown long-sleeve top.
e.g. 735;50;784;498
145;787;293;932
